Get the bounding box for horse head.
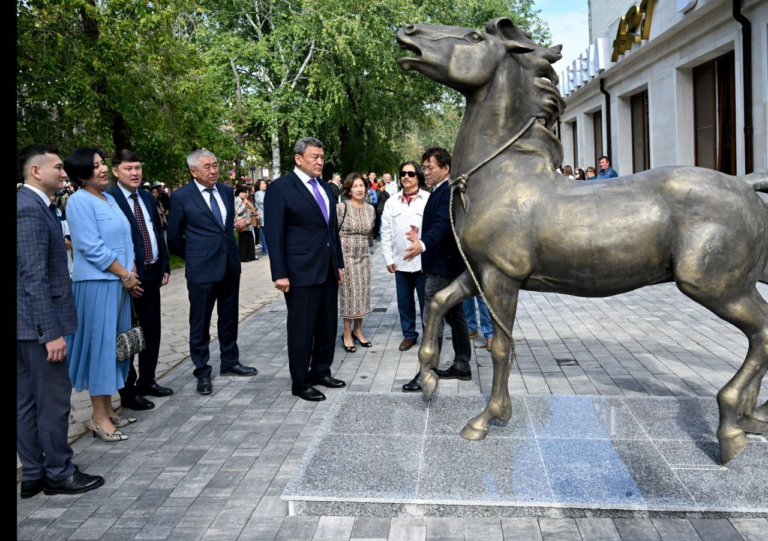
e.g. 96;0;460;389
397;18;566;130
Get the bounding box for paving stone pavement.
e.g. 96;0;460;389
17;243;768;540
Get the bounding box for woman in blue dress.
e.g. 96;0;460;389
64;148;141;442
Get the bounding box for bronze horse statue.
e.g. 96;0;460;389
396;18;768;464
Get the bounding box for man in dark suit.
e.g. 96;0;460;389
167;149;257;395
108;150;173;410
328;172;342;203
403;147;471;390
17;145;104;498
265;137;346;401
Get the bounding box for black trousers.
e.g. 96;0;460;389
238;229;256;262
120;264;163;401
17;340;76;481
187;263;240;379
285;261;338;389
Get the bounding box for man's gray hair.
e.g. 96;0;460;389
293;137;324;156
187;148;216;169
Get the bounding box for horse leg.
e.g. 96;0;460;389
461;270;520;440
678;284;768;464
418;271;477;401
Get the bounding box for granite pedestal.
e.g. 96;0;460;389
283;392;768;518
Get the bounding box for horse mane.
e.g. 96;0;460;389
485;18;567;124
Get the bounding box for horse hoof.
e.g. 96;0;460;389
737;416;768;435
719;431;749;465
421;370;439;401
460;422;489;440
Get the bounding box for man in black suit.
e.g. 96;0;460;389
265;137;346;401
403;147;471;390
167;149;257;395
17;144;104;498
108;150;173;410
328;172;342;203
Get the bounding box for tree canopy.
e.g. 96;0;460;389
17;0;550;183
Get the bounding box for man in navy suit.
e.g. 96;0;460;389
108;150;173;410
17;145;104;498
265;137;346;401
168;149;257;395
403;147;471;390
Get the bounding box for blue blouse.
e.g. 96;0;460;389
66;190;135;282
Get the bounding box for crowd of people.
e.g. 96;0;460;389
557;155;619;180
17;134;622;498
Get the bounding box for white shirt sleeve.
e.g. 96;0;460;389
380;198;394;266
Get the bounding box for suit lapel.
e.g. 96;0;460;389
290;172;327;226
218;183;234;230
24;189;64;239
110;187;141;234
189;183;225;230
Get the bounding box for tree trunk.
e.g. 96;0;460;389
271;125;281;179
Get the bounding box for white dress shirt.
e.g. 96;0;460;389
193;179;228;225
419;177;450;253
381;188;430;273
294;167;329;217
118;184;159;264
385;181;398;196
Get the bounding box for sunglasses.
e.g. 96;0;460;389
399;171;417;178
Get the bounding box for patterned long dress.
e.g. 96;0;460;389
338;201;376;318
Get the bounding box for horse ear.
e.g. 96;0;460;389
504;41;535;54
486;17;534;44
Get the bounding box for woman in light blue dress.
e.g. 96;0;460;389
64;148;140;442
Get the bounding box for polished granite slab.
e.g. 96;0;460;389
282;393;768;518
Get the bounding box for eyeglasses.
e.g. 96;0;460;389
399;171;417;178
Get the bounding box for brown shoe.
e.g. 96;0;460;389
468;331;480;339
399;338;417;352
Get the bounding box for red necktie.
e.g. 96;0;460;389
131;193;154;263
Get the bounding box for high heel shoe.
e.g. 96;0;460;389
110;416;137;429
88;419;128;442
342;336;356;353
352;333;373;348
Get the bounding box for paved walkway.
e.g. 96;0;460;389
67;256;280;441
17;243;768;540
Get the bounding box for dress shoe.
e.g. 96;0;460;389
310;375;346;388
468;331;480;339
435;365;472;380
137;383;174;397
220;364;258;377
486;337;494;351
292;385;326;401
20;478;45;499
399;338;417;352
44;469;104;496
402;373;422;392
197;377;213;395
121;395;155;410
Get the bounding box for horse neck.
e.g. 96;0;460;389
452;71;561;178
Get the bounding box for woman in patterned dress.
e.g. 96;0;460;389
337;173;376;352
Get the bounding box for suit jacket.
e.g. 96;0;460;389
108;185;170;282
167;181;240;283
17;187;78;342
420;180;466;278
328;181;341;203
264;171;344;287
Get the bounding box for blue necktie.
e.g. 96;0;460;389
308;178;329;224
204;188;224;229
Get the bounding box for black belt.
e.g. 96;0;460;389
144;261;159;270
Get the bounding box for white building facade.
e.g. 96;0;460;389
557;0;767;178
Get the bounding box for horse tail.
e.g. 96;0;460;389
744;170;768;193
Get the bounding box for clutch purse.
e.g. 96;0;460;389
116;289;145;362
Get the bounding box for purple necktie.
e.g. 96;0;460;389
308;178;329;224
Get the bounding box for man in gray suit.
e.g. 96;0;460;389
17;145;104;498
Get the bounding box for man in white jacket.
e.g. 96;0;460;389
381;162;430;390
